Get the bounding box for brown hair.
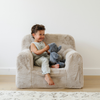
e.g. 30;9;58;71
31;24;46;39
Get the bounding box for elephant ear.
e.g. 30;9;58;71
48;43;55;52
57;46;62;52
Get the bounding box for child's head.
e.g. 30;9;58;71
31;24;46;42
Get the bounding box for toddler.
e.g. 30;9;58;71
30;24;59;85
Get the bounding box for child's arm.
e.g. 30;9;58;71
31;43;49;55
43;42;50;55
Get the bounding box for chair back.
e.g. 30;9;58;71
21;34;76;57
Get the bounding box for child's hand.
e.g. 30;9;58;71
47;50;50;55
44;45;50;51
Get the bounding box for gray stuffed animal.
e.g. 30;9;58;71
48;43;65;68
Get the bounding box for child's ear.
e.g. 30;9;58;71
32;33;36;37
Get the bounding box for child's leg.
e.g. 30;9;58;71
35;56;50;74
34;56;55;85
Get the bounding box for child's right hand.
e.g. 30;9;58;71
44;45;50;51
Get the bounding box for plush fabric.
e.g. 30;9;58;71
16;33;84;89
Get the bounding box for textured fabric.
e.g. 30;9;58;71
16;34;84;89
1;91;100;100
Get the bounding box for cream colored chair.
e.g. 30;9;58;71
16;34;84;89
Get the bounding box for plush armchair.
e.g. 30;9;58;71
16;33;84;89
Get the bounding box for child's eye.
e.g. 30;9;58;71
39;34;45;36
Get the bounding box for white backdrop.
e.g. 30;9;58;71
0;0;100;75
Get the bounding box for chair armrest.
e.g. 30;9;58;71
16;49;33;78
62;48;76;59
63;48;84;88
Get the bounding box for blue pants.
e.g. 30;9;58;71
34;55;51;75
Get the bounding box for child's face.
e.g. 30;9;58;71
32;30;45;42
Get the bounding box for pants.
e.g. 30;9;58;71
34;55;51;75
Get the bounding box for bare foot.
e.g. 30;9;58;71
51;64;59;68
45;74;55;85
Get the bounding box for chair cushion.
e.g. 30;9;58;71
32;66;66;77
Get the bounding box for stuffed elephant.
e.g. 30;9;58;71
48;43;65;68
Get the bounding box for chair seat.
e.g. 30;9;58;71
32;66;66;77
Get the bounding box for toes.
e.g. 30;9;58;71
57;64;59;66
51;83;54;85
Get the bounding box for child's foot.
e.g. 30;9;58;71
51;64;59;68
45;74;55;85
